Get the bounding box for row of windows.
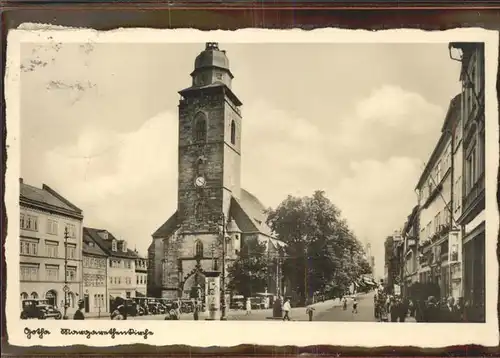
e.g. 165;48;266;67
93;294;105;309
109;276;133;286
193;112;237;146
20;239;77;259
109;259;132;269
111;239;127;252
20;214;77;238
465;133;485;195
420;208;452;242
83;256;106;269
136;274;147;285
135;259;147;269
83;273;106;287
20;264;77;281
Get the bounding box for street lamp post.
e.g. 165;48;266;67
219;213;228;321
63;226;69;320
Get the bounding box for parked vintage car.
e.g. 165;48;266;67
230;295;245;310
249;297;266;310
20;299;62;320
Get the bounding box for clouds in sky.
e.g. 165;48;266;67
19;41;461;277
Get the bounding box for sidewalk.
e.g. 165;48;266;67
226;297;353;321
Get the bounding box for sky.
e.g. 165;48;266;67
19;41;462;278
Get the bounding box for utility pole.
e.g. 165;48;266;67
220;213;227;321
63;226;69;319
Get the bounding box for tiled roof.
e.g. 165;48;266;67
152;211;179;238
150;189;285;247
84;227;139;259
236;189;274;237
20;181;82;216
82;231;107;257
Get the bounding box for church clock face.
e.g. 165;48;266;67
194;176;206;188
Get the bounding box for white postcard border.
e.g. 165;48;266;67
5;27;500;348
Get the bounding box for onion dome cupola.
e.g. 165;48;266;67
191;42;234;89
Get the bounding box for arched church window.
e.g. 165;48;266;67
230;120;236;145
194;113;207;142
195;203;204;221
195;158;204;176
195;240;204;257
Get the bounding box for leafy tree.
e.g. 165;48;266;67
266;190;368;304
227;236;268;298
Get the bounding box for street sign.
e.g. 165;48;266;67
63;285;70;293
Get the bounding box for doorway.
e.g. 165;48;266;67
84;294;90;313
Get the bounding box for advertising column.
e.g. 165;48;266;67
204;271;221;320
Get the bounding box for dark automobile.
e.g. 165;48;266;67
180;299;194;313
124;299;142;317
20;299;62;320
249;297;265;310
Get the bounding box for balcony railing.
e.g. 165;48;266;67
463;172;485;212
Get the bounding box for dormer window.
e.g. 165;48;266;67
122;241;127;252
112;240;117;252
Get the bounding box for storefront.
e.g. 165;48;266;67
463;229;485;322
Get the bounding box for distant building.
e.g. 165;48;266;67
450;42;485;321
134;251;148;297
19;179;84;315
82;232;108;315
401;205;420;296
84;228;139;309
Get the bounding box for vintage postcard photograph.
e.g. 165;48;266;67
4;27;499;347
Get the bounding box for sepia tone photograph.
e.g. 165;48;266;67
15;39;488;322
5;27;499;348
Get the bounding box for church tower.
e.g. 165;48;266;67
177;42;242;233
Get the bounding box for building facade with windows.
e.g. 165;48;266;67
401;205;420;296
19;179;83;315
134;252;148;296
82;229;108;315
415;94;462;300
450;42;485;322
84;227;139;308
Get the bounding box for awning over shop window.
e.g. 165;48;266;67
135;291;146;297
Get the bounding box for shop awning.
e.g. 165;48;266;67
135;291;146;297
362;277;377;286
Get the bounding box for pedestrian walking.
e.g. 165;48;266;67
245;298;252;315
193;299;199;321
73;299;85;320
342;297;347;310
352;298;358;314
306;304;315;321
283;298;291;321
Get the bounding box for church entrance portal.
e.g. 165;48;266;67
182;271;206;300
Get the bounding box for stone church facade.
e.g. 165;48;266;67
147;43;286;299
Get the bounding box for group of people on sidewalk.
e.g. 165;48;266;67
375;291;476;323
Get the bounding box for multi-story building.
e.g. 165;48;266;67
84;228;139;309
384;231;403;293
134;252;148;296
416;94;462;300
401;205;420;297
82;229;108;315
449;42;485;322
19;179;83;316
